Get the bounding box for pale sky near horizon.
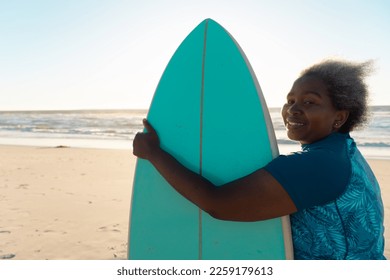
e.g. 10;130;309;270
1;0;389;110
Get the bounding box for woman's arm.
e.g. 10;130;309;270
133;119;297;222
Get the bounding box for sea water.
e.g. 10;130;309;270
0;106;389;159
0;110;146;150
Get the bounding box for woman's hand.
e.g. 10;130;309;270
133;119;160;160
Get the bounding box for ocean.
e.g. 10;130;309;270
0;106;389;159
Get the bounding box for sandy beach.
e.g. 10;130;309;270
0;145;389;260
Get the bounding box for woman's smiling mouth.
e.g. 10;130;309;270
286;119;306;129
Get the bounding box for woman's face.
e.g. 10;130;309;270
282;75;348;145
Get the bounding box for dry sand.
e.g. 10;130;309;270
0;146;134;260
0;145;389;259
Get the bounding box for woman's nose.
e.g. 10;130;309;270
287;102;302;115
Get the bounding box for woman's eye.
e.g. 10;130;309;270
286;99;294;105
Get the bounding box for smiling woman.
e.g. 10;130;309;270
282;75;349;145
133;58;386;260
264;59;384;259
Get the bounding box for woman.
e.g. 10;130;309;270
133;59;386;260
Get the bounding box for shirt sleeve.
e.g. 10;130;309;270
264;149;351;210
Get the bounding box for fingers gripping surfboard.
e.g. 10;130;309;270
128;19;293;260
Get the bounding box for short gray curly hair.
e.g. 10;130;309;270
300;59;374;132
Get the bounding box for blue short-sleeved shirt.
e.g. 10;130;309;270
264;133;386;259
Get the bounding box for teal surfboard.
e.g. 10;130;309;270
128;19;293;260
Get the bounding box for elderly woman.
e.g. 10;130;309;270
133;59;386;260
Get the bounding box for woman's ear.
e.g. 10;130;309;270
333;110;349;129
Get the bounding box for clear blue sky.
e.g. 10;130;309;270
1;0;389;110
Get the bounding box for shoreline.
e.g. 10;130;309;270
0;139;389;160
0;145;389;259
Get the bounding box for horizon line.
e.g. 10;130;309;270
1;104;390;113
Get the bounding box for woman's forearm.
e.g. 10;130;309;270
149;147;217;212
